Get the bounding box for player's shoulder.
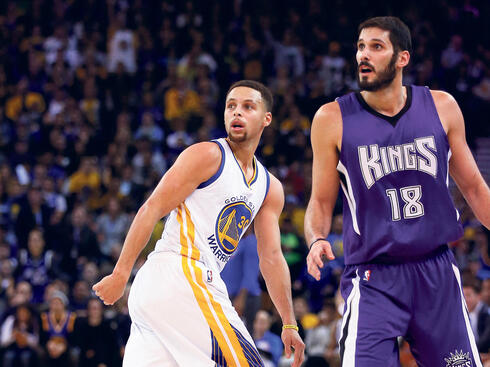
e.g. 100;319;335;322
176;141;223;174
262;172;284;207
311;101;342;148
429;89;459;109
182;141;222;161
314;100;342;122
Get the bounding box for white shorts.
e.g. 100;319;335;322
123;251;264;367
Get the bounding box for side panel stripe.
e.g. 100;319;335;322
339;270;361;367
179;204;250;366
337;161;361;235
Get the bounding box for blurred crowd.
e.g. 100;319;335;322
0;0;489;366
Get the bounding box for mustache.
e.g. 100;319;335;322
359;61;375;70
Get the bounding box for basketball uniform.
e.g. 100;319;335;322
124;138;269;367
335;86;481;366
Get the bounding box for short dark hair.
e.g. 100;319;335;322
358;16;412;54
226;80;273;112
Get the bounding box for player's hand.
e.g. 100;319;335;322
92;272;128;305
306;240;335;281
281;328;305;367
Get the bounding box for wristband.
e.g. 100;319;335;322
309;238;325;250
282;324;299;332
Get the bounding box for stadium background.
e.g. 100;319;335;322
0;0;489;366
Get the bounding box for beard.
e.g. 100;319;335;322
227;131;247;142
357;52;398;91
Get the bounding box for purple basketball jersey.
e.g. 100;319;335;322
337;85;463;265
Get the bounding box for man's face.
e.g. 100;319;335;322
224;87;271;143
356;27;398;91
463;287;480;312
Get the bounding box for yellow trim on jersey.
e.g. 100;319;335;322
178;204;250;366
247;158;257;186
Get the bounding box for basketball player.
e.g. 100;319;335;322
93;80;305;366
304;16;490;366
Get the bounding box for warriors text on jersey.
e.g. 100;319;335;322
154;138;270;272
336;85;463;265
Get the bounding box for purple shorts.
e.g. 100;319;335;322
339;247;482;367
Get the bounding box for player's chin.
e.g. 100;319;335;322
228;132;247;143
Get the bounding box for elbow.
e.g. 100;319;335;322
137;201;162;222
259;249;284;270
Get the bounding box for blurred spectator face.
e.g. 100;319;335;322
15;281;33;304
463;286;480;312
332;214;343;234
293;297;309;318
107;198;120;216
16;305;32;323
49;296;66;314
72;280;90;302
71;206;87;227
142;92;153;107
82;261;99;285
481;279;490;306
87;298;103;320
141;112;154;127
253;310;271;336
0;242;11;260
0;258;14;278
27;187;43;207
42;177;55;193
27;229;45;258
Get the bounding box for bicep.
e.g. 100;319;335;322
310;106;341;206
144;143;221;219
440;94;482;193
254;177;284;257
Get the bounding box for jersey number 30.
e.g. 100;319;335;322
386;185;424;221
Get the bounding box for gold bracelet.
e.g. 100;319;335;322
282;324;299;332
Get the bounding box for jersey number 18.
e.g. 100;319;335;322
386;185;424;221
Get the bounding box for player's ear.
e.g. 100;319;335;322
263;112;272;127
398;50;410;68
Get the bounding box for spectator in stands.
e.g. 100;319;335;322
253;310;283;367
0;303;40;367
14;186;52;250
16;229;54;305
40;291;76;367
463;280;490;352
73;298;120;367
96;197;130;259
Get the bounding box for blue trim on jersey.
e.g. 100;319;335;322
263;168;270;203
210;328;228;366
231;325;264;366
198;140;225;189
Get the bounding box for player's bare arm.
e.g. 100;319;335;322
93;142;222;304
432;90;490;229
254;174;305;367
304;102;342;280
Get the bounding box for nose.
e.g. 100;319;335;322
357;48;370;63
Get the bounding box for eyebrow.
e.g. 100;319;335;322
226;98;259;104
358;38;387;44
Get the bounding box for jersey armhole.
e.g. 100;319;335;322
263;168;271;202
197;140;225;189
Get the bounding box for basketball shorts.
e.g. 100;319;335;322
339;247;482;367
124;251;264;367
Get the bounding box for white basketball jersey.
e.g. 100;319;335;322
154;138;270;272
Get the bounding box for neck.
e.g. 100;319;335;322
225;137;258;170
360;77;406;117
